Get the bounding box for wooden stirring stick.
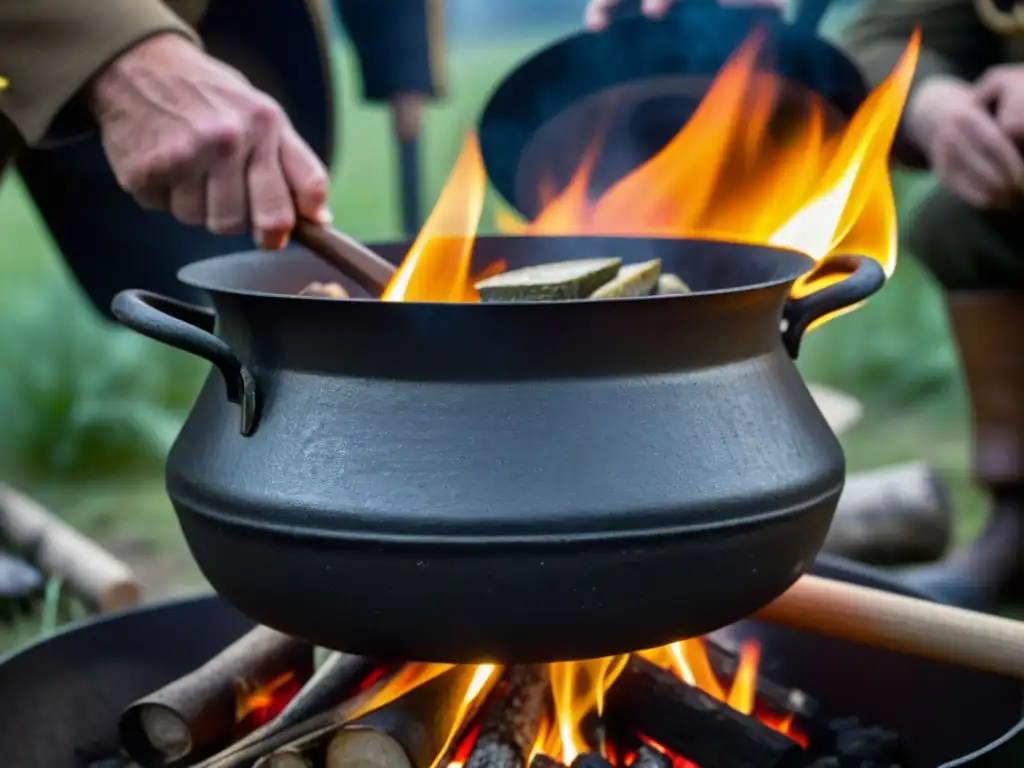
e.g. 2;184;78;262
292;220;397;296
754;573;1024;679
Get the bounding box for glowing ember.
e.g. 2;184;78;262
382;27;919;336
234;671;303;727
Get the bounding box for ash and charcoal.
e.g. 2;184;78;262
105;626;904;768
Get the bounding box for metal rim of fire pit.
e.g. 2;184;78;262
1;556;1023;768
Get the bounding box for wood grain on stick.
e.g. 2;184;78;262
755;574;1024;679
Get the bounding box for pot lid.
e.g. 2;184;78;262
477;2;867;220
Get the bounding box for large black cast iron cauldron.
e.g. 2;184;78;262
112;235;884;662
0;557;1021;768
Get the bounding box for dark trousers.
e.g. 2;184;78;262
16;140;249;319
909;188;1024;291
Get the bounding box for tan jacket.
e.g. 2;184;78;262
838;0;1024;92
0;0;333;170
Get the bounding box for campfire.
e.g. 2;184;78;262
112;626;904;768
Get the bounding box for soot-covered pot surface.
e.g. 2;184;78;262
112;235;884;662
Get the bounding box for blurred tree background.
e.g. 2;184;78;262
0;2;978;645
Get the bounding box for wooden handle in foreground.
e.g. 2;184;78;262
0;484;142;612
754;573;1024;679
293;221;397;296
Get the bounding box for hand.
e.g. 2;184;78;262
585;0;675;30
975;65;1024;141
906;76;1024;209
88;33;331;250
584;0;783;31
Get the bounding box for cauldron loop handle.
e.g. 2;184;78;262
110;290;258;436
781;254;885;359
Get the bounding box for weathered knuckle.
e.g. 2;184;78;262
117;163;151;194
198;119;246;155
249;98;284;130
153;139;199;176
301;167;329;198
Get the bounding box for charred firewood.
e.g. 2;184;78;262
578;710;607;755
529;755;567;768
605;656;804;768
655;273;691;295
702;638;818;721
829;717;903;766
253;665;497;768
299;281;350;299
569;753;614;768
465;665;550;768
271;652;382;731
590;260;661;299
627;745;671;768
119;626;314;767
476;259;622;301
325;727;414;768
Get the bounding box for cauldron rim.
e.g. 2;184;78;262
176;235;816;304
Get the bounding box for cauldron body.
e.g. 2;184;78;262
113;236;884;662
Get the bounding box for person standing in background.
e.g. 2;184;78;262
335;0;447;239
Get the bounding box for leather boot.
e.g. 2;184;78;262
901;291;1024;611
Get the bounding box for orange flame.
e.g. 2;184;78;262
382;29;919;334
234;671;303;727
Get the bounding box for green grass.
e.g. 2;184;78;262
0;37;985;651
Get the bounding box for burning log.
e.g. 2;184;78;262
475;259;622;301
703;638;818;721
626;745;671;768
271;652;381;731
822;461;952;566
0;484;141;612
655;274;690;296
119;626;314;767
256;665;497;768
605;656;804;768
465;665;550;768
300;281;350;299
189;666;411;768
590;260;661;299
325;727;414;768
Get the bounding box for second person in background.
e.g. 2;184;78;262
336;0;447;239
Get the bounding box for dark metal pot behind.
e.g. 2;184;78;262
478;0;872;221
112;235;884;662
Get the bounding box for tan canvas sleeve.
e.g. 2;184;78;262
0;0;199;147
